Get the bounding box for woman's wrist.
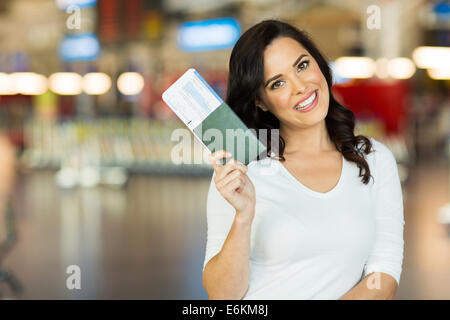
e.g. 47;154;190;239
234;211;254;227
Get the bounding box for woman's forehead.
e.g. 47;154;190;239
263;37;309;71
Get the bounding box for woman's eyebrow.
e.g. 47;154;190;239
264;53;309;88
264;74;282;88
292;54;308;67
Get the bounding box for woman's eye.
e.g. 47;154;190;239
271;81;283;89
269;61;309;90
297;60;309;72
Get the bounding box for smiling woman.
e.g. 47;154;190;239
226;20;373;179
202;20;405;300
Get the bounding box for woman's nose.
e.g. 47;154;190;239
291;76;307;95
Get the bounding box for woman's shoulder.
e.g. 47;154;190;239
247;154;280;168
366;136;395;156
364;137;398;172
247;155;274;167
246;155;282;179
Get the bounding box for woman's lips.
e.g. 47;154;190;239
294;90;317;107
293;90;318;113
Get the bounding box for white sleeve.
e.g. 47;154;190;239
202;171;236;272
362;141;405;285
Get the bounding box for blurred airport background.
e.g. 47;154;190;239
0;0;449;299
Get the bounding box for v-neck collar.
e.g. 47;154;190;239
276;153;346;198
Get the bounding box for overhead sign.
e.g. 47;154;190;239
434;1;450;15
177;18;241;52
60;33;100;62
55;0;97;10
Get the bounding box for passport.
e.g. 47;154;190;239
162;68;267;165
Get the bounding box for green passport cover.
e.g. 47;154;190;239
193;102;267;165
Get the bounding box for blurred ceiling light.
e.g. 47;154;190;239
117;72;144;95
49;72;83;95
375;58;389;79
427;68;450;80
387;58;416;79
329;61;351;85
11;72;48;95
0;73;16;95
412;46;450;69
83;72;111;95
335;57;375;79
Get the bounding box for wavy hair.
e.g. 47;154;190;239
226;19;374;184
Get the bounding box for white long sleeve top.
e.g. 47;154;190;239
202;137;405;299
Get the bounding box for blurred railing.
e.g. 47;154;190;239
21;117;212;177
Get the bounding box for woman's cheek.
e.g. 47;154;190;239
268;91;290;110
309;70;324;84
279;87;293;107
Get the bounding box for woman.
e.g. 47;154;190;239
0;135;16;246
202;20;404;300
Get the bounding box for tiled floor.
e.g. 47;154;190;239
1;158;449;299
396;159;450;299
2;172;212;299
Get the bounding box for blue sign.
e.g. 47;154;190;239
55;0;97;10
177;18;241;52
434;1;450;20
60;33;100;62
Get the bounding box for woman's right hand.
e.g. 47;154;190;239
208;150;256;223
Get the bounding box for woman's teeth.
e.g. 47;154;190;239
294;91;316;110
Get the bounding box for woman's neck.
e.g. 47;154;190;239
280;120;335;156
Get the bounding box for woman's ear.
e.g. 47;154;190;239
255;99;269;112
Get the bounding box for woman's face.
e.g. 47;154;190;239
257;37;329;130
